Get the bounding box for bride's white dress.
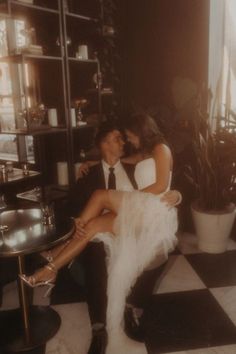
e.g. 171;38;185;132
95;158;178;354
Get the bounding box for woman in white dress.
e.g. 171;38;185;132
21;114;178;353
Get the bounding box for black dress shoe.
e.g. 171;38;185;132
87;328;107;354
124;307;145;342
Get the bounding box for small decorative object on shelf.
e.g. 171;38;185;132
93;72;102;89
57;161;69;186
79;149;86;161
74;98;88;126
76;45;88;60
20;28;36;47
56;36;71;47
0;164;7;182
21;162;29;176
17;186;42;202
102;25;115;37
14;27;43;55
17;110;27;129
70;108;76;127
48;108;58;127
28;103;47;129
6;161;14;173
102;87;113;95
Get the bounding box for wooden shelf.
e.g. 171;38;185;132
0;53;62;63
9;0;59;14
72;123;93;130
0;127;67;136
68;57;98;64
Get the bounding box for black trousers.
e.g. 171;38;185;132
70;242;167;326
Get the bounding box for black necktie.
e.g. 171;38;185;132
108;167;116;189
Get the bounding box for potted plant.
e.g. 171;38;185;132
184;92;236;253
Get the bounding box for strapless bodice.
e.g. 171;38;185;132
134;157;171;190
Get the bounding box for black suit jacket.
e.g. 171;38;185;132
67;162;137;217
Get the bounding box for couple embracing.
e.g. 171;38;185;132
21;114;180;354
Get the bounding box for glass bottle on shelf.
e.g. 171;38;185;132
79;149;86;162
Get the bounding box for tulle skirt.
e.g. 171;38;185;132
94;190;178;353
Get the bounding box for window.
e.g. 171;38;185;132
0;18;35;162
208;0;236;132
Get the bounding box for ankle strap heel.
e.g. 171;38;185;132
45;262;57;275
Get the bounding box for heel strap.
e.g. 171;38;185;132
45;262;57;274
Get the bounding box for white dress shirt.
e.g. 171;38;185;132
102;160;134;191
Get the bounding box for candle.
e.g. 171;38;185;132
77;45;88;60
71;108;76;127
57;161;68;186
48;108;58;127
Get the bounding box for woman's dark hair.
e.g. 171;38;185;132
125;114;166;153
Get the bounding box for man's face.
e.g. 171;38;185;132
100;129;125;159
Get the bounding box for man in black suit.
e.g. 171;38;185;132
68;122;181;354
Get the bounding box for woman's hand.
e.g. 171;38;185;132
75;218;87;238
161;190;182;207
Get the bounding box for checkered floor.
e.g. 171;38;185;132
1;233;236;354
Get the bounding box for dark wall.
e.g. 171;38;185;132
125;0;210;111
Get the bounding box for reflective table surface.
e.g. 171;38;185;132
0;208;74;257
0;208;75;352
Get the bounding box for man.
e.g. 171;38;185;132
68;121;181;354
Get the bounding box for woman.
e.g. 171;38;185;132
21;114;178;353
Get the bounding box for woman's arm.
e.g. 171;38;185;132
141;144;172;195
121;152;143;165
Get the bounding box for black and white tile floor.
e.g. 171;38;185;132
1;233;236;354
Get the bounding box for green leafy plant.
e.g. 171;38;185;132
184;94;236;211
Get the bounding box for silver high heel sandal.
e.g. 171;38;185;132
40;250;54;263
19;262;57;298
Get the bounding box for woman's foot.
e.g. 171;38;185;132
19;262;57;297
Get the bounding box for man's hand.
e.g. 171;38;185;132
161;190;182;207
77;162;90;179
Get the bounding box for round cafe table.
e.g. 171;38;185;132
0;208;75;352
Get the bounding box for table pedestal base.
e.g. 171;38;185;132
0;305;61;352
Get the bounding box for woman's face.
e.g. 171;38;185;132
125;129;140;149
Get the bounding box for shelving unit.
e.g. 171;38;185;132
0;0;105;188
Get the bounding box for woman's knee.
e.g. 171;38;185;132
92;189;109;204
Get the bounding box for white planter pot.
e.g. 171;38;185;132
191;202;236;253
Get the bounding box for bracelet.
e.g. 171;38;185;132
175;191;182;206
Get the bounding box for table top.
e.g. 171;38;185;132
0;208;75;258
0;168;40;186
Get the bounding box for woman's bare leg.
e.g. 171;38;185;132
79;189;122;224
40;242;70;262
32;212;116;283
40;189;115;261
24;189;123;284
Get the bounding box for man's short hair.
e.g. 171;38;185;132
95;121;121;147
